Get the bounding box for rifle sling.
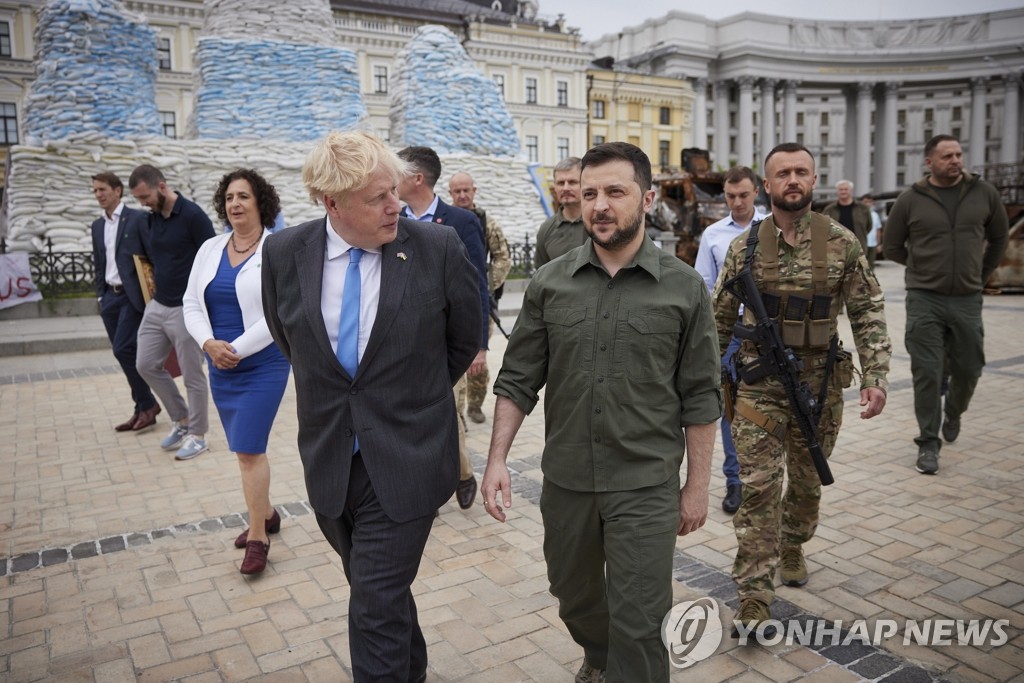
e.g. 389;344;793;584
815;335;840;423
735;399;787;441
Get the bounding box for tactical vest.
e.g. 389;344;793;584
741;213;837;351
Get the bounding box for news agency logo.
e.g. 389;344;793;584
660;598;723;669
662;596;1010;667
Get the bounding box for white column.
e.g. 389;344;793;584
844;86;857;181
970;76;988;166
760;78;777;165
783;80;799;143
1000;73;1021;164
693;78;708;150
879;82;900;193
714;80;730;168
855;82;873;192
737;76;755;167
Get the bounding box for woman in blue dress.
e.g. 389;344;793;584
184;169;290;575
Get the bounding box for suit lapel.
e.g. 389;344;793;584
295;219;346;375
116;212;128;252
357;222;412;375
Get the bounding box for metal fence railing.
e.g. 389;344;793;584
1;235;542;299
507;235;536;279
0;238;96;298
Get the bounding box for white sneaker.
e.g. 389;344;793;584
160;422;189;450
175;434;208;461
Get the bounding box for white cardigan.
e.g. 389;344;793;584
183;230;274;359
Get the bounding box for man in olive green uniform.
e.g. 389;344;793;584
713;143;891;630
883;134;1008;475
448;171;512;424
482;143;720;683
534;156;587;269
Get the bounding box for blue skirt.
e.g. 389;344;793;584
209;345;290;454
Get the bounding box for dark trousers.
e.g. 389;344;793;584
905;289;985;451
540;476;680;683
99;290;156;412
316;454;434;683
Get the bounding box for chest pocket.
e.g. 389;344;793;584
624;311;680;380
543;306;589;370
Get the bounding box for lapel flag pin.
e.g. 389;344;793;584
397;252;407;260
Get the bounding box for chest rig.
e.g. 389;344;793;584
741;213;836;352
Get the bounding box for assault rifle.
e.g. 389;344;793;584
722;265;835;487
489;292;510;339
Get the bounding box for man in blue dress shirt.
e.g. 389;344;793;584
693;166;767;514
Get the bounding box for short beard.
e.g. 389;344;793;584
587;204;644;251
771;190;812;213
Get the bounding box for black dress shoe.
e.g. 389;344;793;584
131;404;162;432
942;413;961;443
722;483;742;513
456;476;478;510
115;412;139;432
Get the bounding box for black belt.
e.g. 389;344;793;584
109;284;124;294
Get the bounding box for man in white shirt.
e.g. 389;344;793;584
261;131;481;681
694;166;767;514
89;172;160;433
861;193;883;269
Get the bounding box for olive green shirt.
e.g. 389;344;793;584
494;236;722;493
534;210;587;269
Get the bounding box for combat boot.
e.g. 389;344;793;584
731;598;771;639
779;545;808;586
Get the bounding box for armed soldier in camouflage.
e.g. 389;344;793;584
449;171;512;424
713;143;891;632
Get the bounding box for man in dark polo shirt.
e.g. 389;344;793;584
482;142;720;683
130;164;215;461
534;156;587;269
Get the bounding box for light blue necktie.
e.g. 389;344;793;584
338;248;363;452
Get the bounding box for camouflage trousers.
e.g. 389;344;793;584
467;318;494;412
454;375;472;480
731;368;844;605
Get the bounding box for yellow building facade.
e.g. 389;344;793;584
587;68;695;173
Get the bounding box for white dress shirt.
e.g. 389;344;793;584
103;202;124;287
321;220;382;363
694;210;768;294
402;194;440;222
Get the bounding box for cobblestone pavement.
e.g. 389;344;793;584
1;260;1022;682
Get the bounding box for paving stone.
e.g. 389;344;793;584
99;536;126;554
40;548;68;567
850;652;903;678
11;553;40;572
978;582;1024;608
878;666;937;683
70;542;97;559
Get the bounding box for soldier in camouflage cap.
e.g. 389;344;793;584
712;142;891;632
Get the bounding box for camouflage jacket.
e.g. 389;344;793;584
712;211;891;392
471;206;512;293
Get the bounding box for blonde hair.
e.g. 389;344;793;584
302;131;410;205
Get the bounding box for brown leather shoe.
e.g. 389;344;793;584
115;412;139;432
131;404;162;432
234;508;282;548
240;539;269;575
456;476;478;510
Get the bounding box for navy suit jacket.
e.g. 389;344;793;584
261;217;481;522
405;198;489;349
91;206;150;313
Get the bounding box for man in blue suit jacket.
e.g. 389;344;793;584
90;172;161;432
398;146;489;510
